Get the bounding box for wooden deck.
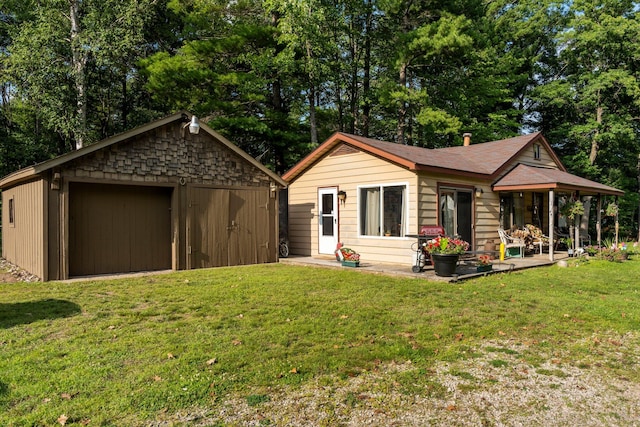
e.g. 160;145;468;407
279;251;571;282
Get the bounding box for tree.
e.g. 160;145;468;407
532;0;640;237
5;0;157;152
142;0;311;173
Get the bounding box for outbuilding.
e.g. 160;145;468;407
0;112;286;281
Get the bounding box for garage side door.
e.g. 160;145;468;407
189;187;230;268
228;189;275;265
69;183;172;276
189;187;276;268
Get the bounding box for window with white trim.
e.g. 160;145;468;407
533;144;541;160
359;184;407;237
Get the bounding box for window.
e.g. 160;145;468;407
533;144;541;160
359;184;407;237
8;197;14;225
500;193;524;229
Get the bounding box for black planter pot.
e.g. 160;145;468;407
431;253;460;277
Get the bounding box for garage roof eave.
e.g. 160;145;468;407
0;111;287;189
200;123;286;187
0;112;187;189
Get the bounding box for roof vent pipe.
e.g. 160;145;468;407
463;132;472;146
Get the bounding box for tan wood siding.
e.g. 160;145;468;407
512;145;558;168
1;179;46;279
188;187;275;268
68;183;172;276
418;173;499;252
288;146;418;264
47;179;61;281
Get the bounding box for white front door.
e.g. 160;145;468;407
318;188;338;254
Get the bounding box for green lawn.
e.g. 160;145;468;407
0;260;638;426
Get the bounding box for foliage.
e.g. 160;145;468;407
4;0;160;151
1;0;640;238
476;254;492;266
605;203;619;217
595;247;629;262
339;247;360;261
560;199;585;221
425;236;469;255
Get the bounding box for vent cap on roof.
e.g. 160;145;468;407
463;132;472;146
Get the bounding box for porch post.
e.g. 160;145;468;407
574;191;581;251
615;196;620;247
596;194;602;248
548;189;554;262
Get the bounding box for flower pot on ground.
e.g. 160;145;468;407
476;254;493;273
339;247;360;267
425;236;469;277
431;253;459;276
341;260;360;267
476;264;493;273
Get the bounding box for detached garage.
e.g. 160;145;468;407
0;112;286;281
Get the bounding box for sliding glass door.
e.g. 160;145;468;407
439;188;473;244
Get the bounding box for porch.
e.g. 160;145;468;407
279;251;571;283
493;164;625;262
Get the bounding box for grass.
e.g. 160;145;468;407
0;259;639;426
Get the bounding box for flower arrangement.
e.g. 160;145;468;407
477;254;492;266
425;236;469;255
340;247;360;261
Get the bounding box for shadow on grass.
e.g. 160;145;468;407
0;299;81;328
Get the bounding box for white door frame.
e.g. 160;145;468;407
318;187;338;254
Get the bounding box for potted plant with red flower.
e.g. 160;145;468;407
476;254;493;273
339;247;361;267
425;236;469;276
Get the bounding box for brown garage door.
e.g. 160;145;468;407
69;183;172;276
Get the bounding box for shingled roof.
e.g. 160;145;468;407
283;131;560;182
493;164;623;196
282;131;623;196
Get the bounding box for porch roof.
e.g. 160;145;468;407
492;164;624;196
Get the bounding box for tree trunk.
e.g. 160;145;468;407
122;73;128;130
306;40;318;144
349;27;358;134
308;84;317;144
362;0;372;137
70;0;87;150
589;92;602;165
397;62;407;144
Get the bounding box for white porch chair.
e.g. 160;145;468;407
498;228;526;258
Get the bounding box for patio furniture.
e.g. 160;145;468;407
554;227;571;251
498;228;526;258
579;232;591;247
